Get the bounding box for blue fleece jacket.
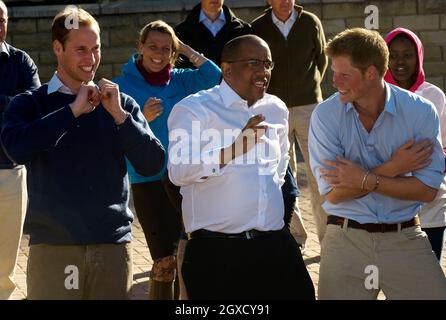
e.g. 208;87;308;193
0;85;165;245
114;54;221;183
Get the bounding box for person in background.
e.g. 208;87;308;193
114;20;221;300
174;0;251;69
1;6;165;300
0;0;41;300
384;27;446;261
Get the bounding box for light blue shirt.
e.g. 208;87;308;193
309;82;445;224
47;73;73;95
199;9;226;37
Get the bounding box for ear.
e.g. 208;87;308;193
364;65;377;80
137;42;144;55
221;62;232;81
53;40;63;57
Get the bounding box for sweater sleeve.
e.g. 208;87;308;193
178;60;221;95
115;94;165;177
0;92;77;164
0;51;41;113
314;16;328;79
18;51;41;93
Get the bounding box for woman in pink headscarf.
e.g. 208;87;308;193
385;27;446;260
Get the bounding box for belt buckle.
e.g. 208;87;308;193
245;230;253;239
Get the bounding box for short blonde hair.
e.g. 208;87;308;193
138;20;179;65
52;6;100;48
325;28;389;77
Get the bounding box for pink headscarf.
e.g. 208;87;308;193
384;27;425;92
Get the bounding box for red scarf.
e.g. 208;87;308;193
136;57;171;86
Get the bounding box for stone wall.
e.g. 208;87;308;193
5;0;446;96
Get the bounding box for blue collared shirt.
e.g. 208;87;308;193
309;82;445;223
199;9;226;37
47;73;73;95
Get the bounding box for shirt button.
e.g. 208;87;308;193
212;168;216;173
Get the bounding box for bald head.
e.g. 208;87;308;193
220;35;272;106
221;34;269;64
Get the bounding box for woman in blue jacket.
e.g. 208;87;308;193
114;20;221;299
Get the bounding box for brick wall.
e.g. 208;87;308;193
5;0;446;97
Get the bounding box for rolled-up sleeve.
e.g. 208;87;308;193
308;103;344;195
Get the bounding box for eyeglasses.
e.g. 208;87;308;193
226;59;274;71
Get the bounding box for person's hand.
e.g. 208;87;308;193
387;139;433;176
69;82;101;118
177;38;205;65
320;156;367;189
143;98;163;122
98;78;128;125
221;114;268;165
177;38;189;57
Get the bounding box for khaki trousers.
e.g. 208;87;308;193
0;167;27;300
318;223;446;299
288;103;327;243
290;198;308;246
27;242;133;300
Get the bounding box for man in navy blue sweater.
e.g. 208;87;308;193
1;6;165;299
0;0;40;300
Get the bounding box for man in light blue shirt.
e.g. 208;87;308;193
309;28;446;299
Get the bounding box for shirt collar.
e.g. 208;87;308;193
345;82;397;116
219;80;249;109
47;73;74;95
271;8;297;26
199;9;226;24
0;42;9;57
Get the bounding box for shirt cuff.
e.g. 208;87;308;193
197;148;225;181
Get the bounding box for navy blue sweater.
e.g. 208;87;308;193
0;43;41;168
0;85;165;245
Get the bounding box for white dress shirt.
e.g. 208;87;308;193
199;9;226;37
271;8;297;39
168;80;289;233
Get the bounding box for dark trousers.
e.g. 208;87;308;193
182;228;315;300
423;226;446;261
131;179;182;259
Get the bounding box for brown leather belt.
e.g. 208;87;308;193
327;215;420;233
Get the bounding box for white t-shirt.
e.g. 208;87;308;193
416;82;446;227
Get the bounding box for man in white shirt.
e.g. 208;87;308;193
168;35;314;299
